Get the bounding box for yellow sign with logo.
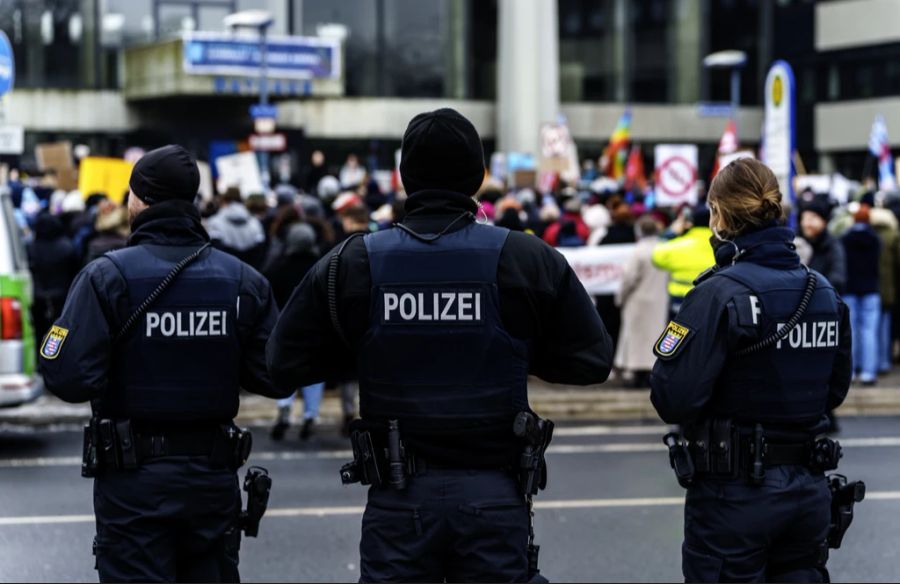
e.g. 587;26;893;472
78;157;134;204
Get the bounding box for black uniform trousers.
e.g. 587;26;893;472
93;457;241;583
683;465;831;583
360;468;529;583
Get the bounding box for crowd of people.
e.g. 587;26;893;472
9;148;897;439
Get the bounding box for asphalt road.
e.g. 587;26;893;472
0;417;898;583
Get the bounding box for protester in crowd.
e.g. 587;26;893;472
614;215;668;388
600;201;637;245
263;204;302;271
651;205;715;318
339;153;366;189
870;202;900;374
842;202;882;386
246;193;274;242
265;223;325;441
83;202;129;264
542;197;590;246
304;150;327;194
338;201;373;240
69;192;109;259
27;211;80;355
799;201;847;293
206;187;267;269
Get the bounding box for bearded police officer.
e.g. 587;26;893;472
41;145;291;583
651;159;860;583
267;109;613;583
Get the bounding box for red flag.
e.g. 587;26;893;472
710;119;739;180
624;145;647;191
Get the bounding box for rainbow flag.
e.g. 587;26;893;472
604;110;631;179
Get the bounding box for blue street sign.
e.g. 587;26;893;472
250;104;278;119
183;32;341;80
696;102;733;118
0;31;15;96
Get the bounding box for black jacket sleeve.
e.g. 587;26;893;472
828;300;853;410
238;266;293;398
40;258;124;403
650;283;731;424
501;233;613;385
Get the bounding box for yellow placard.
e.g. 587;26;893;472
78;157;134;204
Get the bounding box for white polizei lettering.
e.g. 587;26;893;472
399;294;415;320
458;293;473;321
418;293;432;321
433;293;439;320
776;323;786;349
236;296;241;320
195;311;208;336
161;313;176;337
209;311;221;335
816;321;827;347
749;295;761;325
221;310;227;335
146;313;160;336
831;321;838;346
802;323;812;348
475;292;481;320
384;293;399;320
789;325;802;349
441;293;457;321
176;312;188;337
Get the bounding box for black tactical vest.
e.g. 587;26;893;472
103;245;243;421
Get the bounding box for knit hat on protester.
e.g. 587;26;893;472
129;145;200;205
400;108;486;197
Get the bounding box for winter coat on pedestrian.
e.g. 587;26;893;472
614;236;669;372
207;202;267;269
842;221;881;296
803;230;847;295
870;208;900;309
263;223;320;309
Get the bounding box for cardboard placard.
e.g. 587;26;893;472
36;141;74;172
78;157;134;204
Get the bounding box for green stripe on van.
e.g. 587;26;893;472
0;272;36;375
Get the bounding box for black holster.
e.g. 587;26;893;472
827;474;865;549
340;420;410;490
240;466;272;538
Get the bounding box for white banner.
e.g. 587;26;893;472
654;144;698;207
763;61;795;204
557;244;636;295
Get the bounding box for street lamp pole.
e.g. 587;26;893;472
703;50;748;144
258;22;270;191
225;10;275;193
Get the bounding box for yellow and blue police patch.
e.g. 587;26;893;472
654;321;692;360
40;325;69;360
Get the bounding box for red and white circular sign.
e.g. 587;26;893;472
658;155;697;199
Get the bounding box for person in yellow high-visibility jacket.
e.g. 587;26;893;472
652;206;715;317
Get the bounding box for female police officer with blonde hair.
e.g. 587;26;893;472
650;158;854;582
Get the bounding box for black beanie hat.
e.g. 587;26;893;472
129;145;200;205
400;108;485;197
801;200;831;223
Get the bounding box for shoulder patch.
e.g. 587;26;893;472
654;321;692;360
40;325;69;360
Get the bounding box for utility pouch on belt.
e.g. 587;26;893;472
240;466;272;538
81;419;101;478
827;474;865;549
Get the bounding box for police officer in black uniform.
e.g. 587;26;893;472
267;109;613;583
650;158;854;582
41;145;291;583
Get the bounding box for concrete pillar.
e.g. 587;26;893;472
612;0;629;103
671;0;702;103
497;0;559;157
445;0;468;100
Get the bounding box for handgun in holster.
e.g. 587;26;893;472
827;474;865;549
240;466;272;537
514;411;555;496
82;416;102;478
340;429;383;487
663;432;695;488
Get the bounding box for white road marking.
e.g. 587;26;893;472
2;435;899;468
552;425;668;437
3;491;900;527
